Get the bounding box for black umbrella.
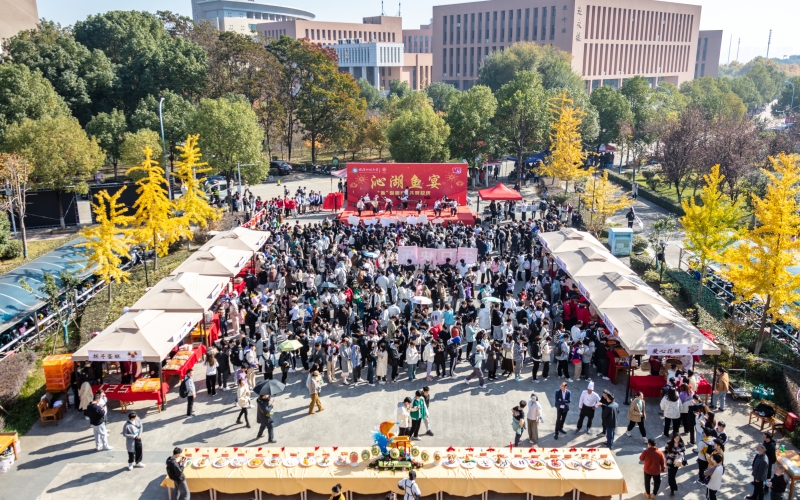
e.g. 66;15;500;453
320;282;339;289
252;379;286;396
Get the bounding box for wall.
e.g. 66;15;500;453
695;29;723;78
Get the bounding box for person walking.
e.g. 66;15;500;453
235;378;251;427
308;370;324;414
526;393;544;445
406;340;420;381
512;400;527;447
256;394;276;443
555;335;570;380
713;368;729;411
575;382;601;434
216;345;231;391
660;388;682;437
554;381;571;439
204;353;218;397
530;336;542;382
166;447;190;500
640;438;666;499
465;345;486;387
626;391;648;443
181;368;196;417
422;387;434;436
122;411;144;470
539;335;552;381
664;433;686;495
398;470;422;500
86;392;111;451
601;392;619;448
746;444;769;500
409;390;427;440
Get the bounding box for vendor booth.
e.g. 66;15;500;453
538;228;608;255
200;227;269;253
170;246;252;277
476;183;522;216
551;247;635;278
130;272;226;313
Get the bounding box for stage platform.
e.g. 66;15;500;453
334;205;477;226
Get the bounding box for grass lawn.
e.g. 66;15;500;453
0;237;76;276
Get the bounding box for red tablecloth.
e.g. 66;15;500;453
232;281;246;295
208;315;220;344
93;382;169;408
323;192;344;211
696;375;712;395
630;375;666;398
606;350;624;383
162;344;207;379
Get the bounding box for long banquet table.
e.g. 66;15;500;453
161;447;627;499
92;382;169;412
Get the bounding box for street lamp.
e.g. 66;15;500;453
236;163;260;194
158;97;172;200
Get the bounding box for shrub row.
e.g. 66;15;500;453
605;170;685;216
666;269;726;320
0;352;36;408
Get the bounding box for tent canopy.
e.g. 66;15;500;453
554;247;635;277
331;169;347;178
477;183;522;201
538;229;607;254
72;310;202;363
575;272;669;310
603;304;721;355
200;227;269;253
130;272;226;313
171;246;252;277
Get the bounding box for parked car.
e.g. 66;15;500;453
269;161;293;176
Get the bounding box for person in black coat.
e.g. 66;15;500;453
256;394;276;442
554;381;571;439
763;432;777;479
216;346;232;391
747;444;770;500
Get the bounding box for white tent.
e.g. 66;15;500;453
575;272;669;310
554;247;635;278
130;272;226;313
170;246;252;277
72;310;202;363
538;228;607;254
603;303;721;355
200;227;269;253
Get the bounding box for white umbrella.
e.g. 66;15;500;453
482;297;502;304
411;296;432;305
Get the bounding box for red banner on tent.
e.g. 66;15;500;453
346;163;468;205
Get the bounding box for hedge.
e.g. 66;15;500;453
666;269;726;319
605;170;685;216
0;352;36;408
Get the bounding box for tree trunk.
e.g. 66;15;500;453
18;206;28;259
153;233;159;271
753;294;771;356
697;264;706;300
113;161;118;182
107;282;112;303
56;190;65;229
311;134;317;165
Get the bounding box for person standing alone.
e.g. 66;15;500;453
181;368;196;417
554;382;571;439
166;447;190;500
122;411;144;470
86;392;111;451
640;438;666;499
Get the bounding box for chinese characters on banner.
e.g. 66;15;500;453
346;163;468;205
87;350;144;362
646;344;704;357
396;246;479;266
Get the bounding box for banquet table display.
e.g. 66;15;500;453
160;447;626;499
162;344;207;379
629;375;666;398
92;381;169;412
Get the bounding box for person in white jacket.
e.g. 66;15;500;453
705;453;724;500
660;388;682;437
477;303;491;330
423;341;435;381
526;394;544;444
397;398;412;436
406;341;420;381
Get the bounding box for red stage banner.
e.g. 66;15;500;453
346;163;468;205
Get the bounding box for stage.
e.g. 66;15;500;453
335;205;478;226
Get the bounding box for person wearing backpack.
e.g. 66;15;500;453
397;470;422;500
464;344;486;388
180;368;196;417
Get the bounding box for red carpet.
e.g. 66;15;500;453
334;206;477;226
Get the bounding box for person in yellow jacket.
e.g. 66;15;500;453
713;368;729;411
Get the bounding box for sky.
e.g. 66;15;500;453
38;0;799;65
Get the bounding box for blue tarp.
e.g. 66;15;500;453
506;150;550;164
0;237;96;334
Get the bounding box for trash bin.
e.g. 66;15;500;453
786;413;798;432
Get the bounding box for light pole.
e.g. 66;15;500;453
236;163;260;194
158;97;173;200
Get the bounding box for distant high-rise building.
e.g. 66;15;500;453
695;30;722;78
0;0;38;51
191;0;315;34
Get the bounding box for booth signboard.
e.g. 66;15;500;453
555;255;567;272
538;233;549;250
172;321;197;346
577;280;591;300
647;343;703;356
602;313;616;336
210;283;224;302
88;349;144;362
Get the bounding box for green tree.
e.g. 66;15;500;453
86;108;127;180
620;76;654;132
73;10;208;116
387;99;449;163
744;59;787;104
776;76;800;115
679;77;746;119
3;20;116;123
728;76;763;110
364;115;389;157
476;43;581;93
590;85;632;147
356;78;385;110
130;90;195;169
445;85;497;169
4;115;104;228
0;62;70;143
388;80;411;99
120;129;163;173
493;71;550;179
425;82;458;113
191;96;264;204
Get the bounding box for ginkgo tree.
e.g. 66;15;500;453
78;188;135;302
127;146;189;270
543;91;587;192
174;134;221;245
722;152;800;356
680;165;742;299
579;169;630;235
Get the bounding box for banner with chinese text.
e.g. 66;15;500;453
646;344;704;356
346;163;468;205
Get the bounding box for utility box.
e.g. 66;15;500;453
608;227;634;257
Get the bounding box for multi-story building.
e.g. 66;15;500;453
0;0;38;51
432;0;721;91
256;16;434;91
403;24;434;54
191;0;314;34
695;29;722;78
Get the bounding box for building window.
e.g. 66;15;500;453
457;48;461;76
541;7;546;40
702;38;708;61
305;29;309;38
533;8;538;40
471;13;475;43
478;13;483;42
470;47;475;76
550;6;556;40
700;63;705;77
450;15;454;44
449;48;454;76
524;8;530;40
457;15;461;44
425;36;429;52
500;11;505;42
493;11;497;42
517;9;522;41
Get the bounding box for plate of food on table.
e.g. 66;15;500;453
461;456;477;469
582;460;598;470
547;458;564;470
511;458;528;469
318;456;332;467
494;456;510;469
267;457;282;467
247;457;264;468
229;457;247;468
192;457;210;469
283;457;299;468
212;457;229;468
443;455;460;468
528;459;546;470
301;456;317;467
564;459;581;470
335;455;349;467
477;457;494;469
599;458;615;469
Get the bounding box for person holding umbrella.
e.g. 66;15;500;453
256;394;276;443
